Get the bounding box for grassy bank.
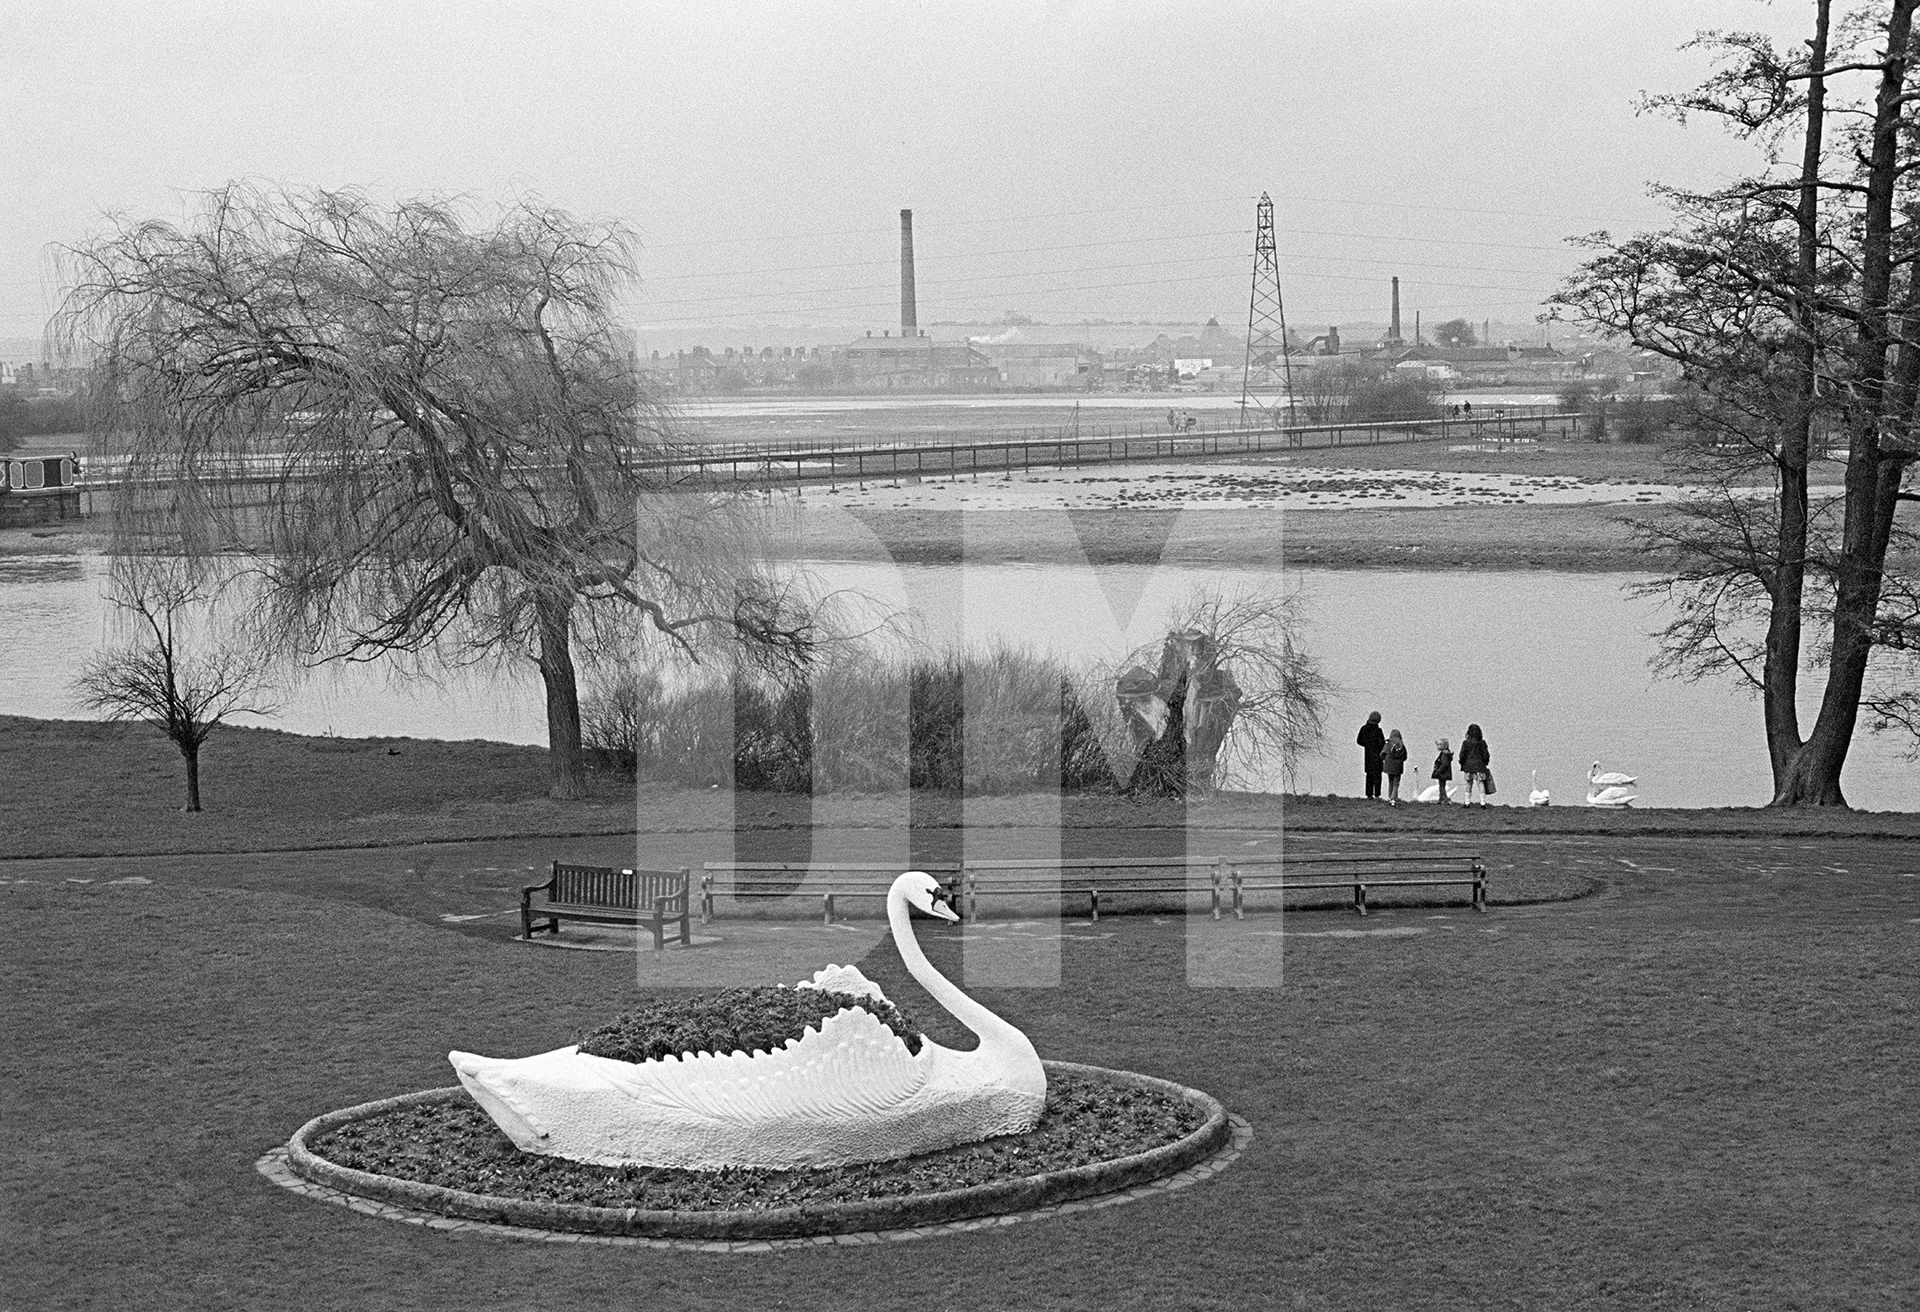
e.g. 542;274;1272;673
0;716;635;858
10;715;1920;863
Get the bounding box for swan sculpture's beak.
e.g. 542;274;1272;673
927;887;960;922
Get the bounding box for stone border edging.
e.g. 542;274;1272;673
282;1061;1233;1241
258;1115;1253;1251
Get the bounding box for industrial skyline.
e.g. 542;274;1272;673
1;2;1811;348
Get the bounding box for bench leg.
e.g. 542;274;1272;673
1089;888;1099;922
823;893;833;925
1474;875;1488;913
1353;882;1368;916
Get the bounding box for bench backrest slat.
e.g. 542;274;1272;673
703;862;963;874
964;856;1220;870
549;863;687;909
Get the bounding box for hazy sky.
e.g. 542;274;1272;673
2;1;1815;351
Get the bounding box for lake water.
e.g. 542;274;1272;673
4;554;1914;810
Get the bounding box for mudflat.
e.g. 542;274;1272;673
800;500;1670;570
3;436;1849;572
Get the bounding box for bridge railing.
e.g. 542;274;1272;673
648;410;1587;487
79;409;1587;490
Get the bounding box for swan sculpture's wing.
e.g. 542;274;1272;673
797;963;891;1004
587;1005;930;1124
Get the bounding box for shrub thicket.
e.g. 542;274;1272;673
582;644;1133;794
581;588;1331;796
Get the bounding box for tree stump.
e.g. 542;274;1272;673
1115;629;1243;797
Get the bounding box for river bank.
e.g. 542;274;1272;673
9;714;1920;863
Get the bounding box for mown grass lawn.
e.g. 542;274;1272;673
5;827;1916;1311
11;714;1920;864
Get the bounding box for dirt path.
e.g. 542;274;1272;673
7;825;1913;951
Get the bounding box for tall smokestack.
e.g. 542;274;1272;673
1389;277;1402;343
900;209;918;337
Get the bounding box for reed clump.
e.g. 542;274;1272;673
582;643;1132;794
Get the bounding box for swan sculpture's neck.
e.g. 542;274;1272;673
886;884;1025;1054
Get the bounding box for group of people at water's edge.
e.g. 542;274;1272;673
1357;711;1494;806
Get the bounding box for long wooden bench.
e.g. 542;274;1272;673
962;857;1225;922
700;861;963;924
521;862;693;949
691;853;1487;923
1226;852;1487;917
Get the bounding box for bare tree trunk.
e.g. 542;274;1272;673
1773;0;1917;807
534;592;590;800
180;741;202;812
1762;0;1829;795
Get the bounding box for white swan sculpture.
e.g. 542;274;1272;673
1528;770;1550;807
449;871;1046;1170
1590;761;1637;788
1586;784;1638;807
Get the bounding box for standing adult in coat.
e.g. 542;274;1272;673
1357;711;1386;800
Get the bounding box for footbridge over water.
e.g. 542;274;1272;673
78;409;1588;497
658;408;1588;488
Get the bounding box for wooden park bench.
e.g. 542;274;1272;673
1225;852;1487;918
962;856;1225;922
521;862;693;949
700;861;963;924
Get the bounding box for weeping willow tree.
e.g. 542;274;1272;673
57;184;816;798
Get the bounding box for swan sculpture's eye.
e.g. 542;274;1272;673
901;872;959;920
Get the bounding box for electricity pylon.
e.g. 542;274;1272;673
1240;192;1295;427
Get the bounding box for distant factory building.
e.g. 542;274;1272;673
1392;342;1583;384
976;341;1102;388
840;331;1000;390
828;207;1001;391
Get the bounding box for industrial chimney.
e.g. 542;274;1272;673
900;209;918;337
1389;276;1402;345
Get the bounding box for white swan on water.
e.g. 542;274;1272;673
1529;770;1551;807
1590;761;1637;788
449;871;1046;1169
1412;767;1455;803
1586;784;1638;807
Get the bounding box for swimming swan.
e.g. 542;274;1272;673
449;871;1046;1169
1412;767;1455;803
1589;761;1637;788
1586;784;1638;807
1528;770;1550;806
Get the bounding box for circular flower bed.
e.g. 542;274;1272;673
287;1062;1232;1240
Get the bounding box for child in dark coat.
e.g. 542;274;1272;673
1431;737;1454;804
1382;729;1409;806
1458;723;1493;805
